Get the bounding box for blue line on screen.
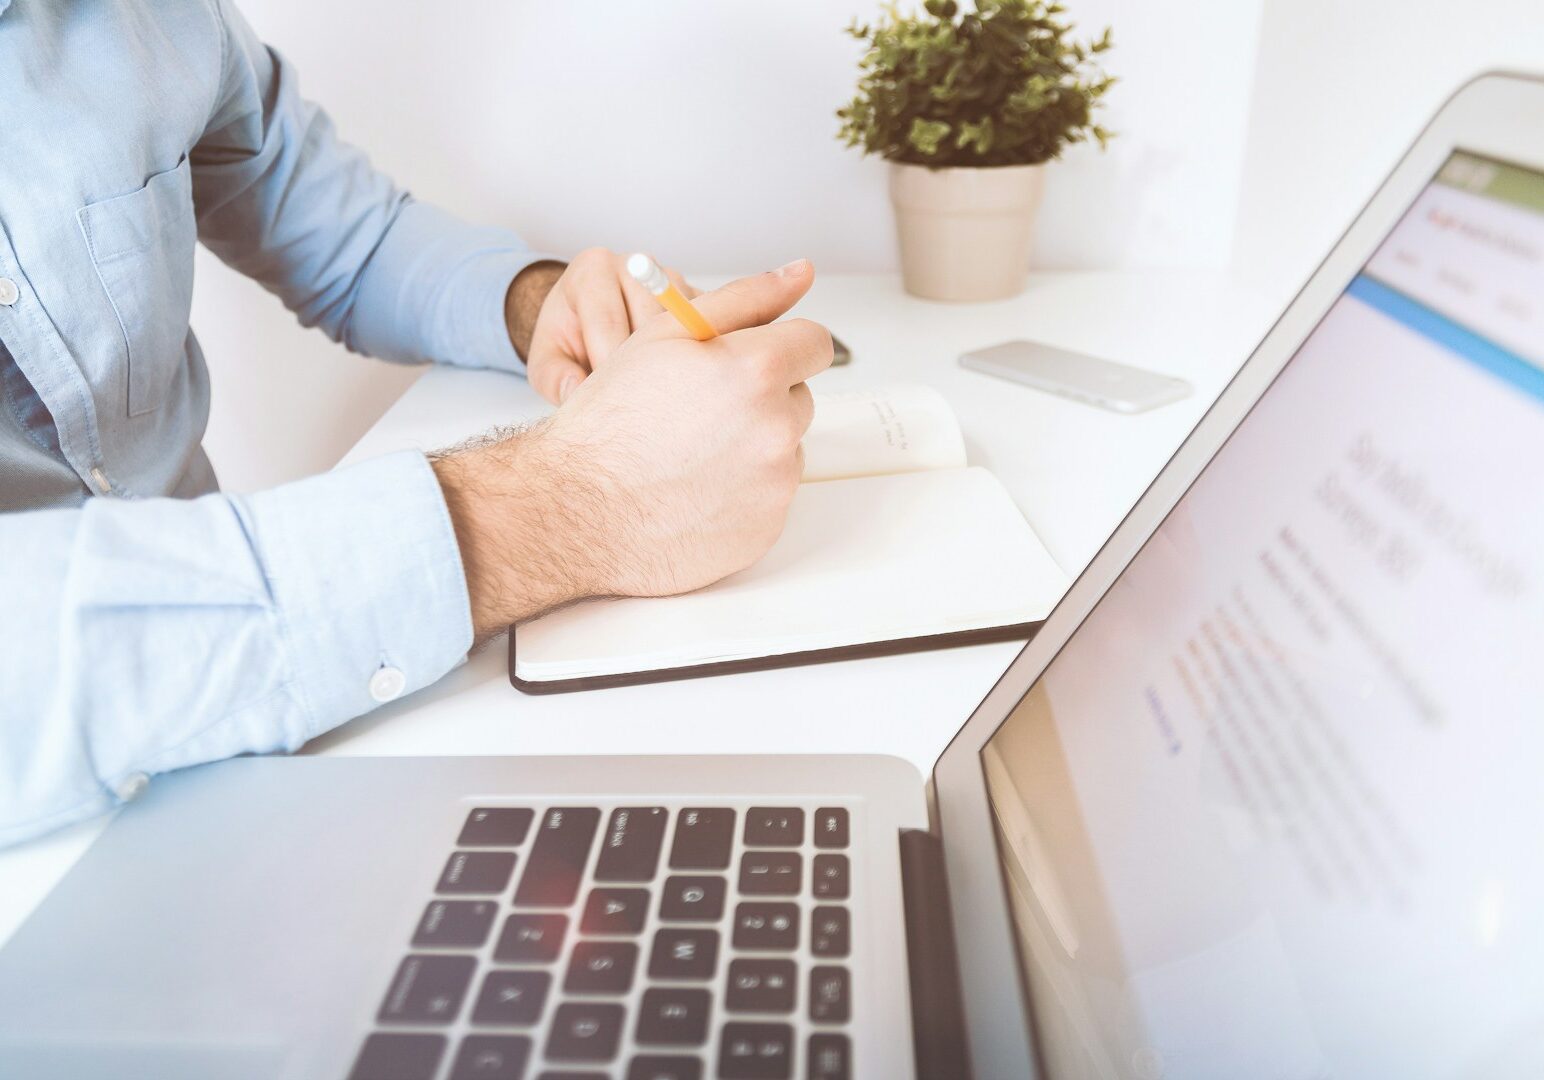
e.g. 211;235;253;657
1348;274;1544;405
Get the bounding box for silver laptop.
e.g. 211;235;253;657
3;71;1543;1080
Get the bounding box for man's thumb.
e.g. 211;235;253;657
673;259;814;337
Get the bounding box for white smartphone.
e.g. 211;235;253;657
959;339;1192;414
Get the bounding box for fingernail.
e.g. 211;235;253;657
558;375;579;403
775;259;809;278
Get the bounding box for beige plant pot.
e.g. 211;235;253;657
889;161;1046;302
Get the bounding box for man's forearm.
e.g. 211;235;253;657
432;426;617;642
196;0;552;374
504;260;567;362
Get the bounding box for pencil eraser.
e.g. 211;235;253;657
626;252;668;294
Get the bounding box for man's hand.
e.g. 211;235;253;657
506;247;698;405
439;259;829;641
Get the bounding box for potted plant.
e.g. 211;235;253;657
838;0;1115;301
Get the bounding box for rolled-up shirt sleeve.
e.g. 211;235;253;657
190;0;550;372
0;451;473;847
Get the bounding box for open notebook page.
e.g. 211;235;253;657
801;384;966;483
514;466;1069;682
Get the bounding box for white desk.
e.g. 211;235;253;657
0;270;1273;947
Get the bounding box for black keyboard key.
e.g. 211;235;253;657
349;1032;446;1080
648;927;718;980
718;1022;793;1079
738;852;801;896
413;900;498;948
594;807;667;881
809;966;850;1023
731;902;799;950
472;969;550;1025
726;958;796;1013
377;954;475;1025
515;808;601;906
493;913;567;963
810;907;849;958
459;807;535;847
546;1002;624;1062
743;807;803;847
437;851;518;895
580;887;650;935
812;808;849;849
627;1056;702;1080
564;940;639;995
449;1034;531;1080
659;875;726;922
808;1033;852;1080
635;987;711;1046
668;808;735;870
812;855;849;900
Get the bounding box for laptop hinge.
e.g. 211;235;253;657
899;827;973;1080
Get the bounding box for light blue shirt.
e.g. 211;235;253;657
0;0;549;845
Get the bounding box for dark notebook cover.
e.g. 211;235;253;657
507;619;1041;695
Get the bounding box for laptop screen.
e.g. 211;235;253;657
981;151;1544;1080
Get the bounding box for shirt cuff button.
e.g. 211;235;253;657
368;665;407;703
114;772;150;803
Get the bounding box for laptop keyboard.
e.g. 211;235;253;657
348;803;856;1080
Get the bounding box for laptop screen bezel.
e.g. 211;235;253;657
925;71;1544;1080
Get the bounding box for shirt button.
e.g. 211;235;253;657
115;772;150;802
368;665;407;703
0;277;18;306
89;467;112;494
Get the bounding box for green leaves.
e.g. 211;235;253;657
836;0;1116;168
955;116;995;154
908;118;951;156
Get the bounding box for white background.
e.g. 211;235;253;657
1234;0;1544;298
191;0;1544;493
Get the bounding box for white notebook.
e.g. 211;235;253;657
510;384;1070;692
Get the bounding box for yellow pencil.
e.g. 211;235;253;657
626;253;717;341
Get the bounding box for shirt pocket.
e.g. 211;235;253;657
78;157;197;417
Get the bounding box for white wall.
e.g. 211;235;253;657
196;0;1261;491
1233;0;1544;305
194;1;1544;492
